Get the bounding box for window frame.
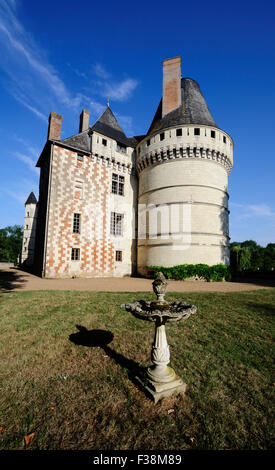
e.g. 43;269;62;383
111;173;125;196
71;247;80;261
115;250;123;262
110;212;124;236
73;213;81;234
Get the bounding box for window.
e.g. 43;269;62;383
194;128;200;135
160;132;165;141
176;129;182;136
112;173;124;196
71;248;80;261
27;212;29;217
115;250;122;262
110;212;123;236
117;142;127;153
73;213;80;233
211;130;216;138
146;139;150;147
223;136;227;143
77;154;83;161
102;138;107;146
74;180;83;199
26;224;28;230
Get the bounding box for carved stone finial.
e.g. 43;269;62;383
152;272;168;302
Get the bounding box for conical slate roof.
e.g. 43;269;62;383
25;192;37;205
91;106;135;148
147;78;218;135
60;106;136;152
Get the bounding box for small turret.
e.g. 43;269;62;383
21;192;38;266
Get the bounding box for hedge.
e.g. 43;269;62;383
147;263;232;282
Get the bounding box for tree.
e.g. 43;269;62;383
263;244;275;270
0;225;23;263
230;240;275;273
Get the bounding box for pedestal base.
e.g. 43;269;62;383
134;374;187;403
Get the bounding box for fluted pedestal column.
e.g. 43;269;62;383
135;320;186;403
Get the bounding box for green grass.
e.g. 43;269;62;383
0;289;274;450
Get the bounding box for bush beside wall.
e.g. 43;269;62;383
147;263;232;282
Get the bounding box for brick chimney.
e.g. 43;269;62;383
162;57;181;117
47;112;62;140
79;109;90;133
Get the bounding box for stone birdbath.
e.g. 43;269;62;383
125;272;197;403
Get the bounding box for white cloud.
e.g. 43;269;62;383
91;62;139;102
13;151;40;175
0;0;84;117
0;1;138;133
93;63;110;80
103;78;139;102
230;202;275;219
11;91;48;122
4;189;27;204
229;201;275;245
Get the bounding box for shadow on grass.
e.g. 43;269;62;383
242;302;275;317
232;276;275;288
0;266;27;292
69;325;144;382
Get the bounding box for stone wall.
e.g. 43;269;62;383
43;142;136;278
136;124;233;273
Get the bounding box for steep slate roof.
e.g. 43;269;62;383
91;106;136;148
62;129;91;153
147;78;218;136
25;192;37;205
60;106;136;152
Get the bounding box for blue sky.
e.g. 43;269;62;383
0;0;274;246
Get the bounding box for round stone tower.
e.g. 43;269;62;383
136;57;233;275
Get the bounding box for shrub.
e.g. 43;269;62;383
147;263;231;282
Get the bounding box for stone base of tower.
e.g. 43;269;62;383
137;243;230;277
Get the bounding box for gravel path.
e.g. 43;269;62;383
0;264;274;293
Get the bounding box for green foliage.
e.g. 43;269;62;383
0;225;23;263
147;263;231;282
230;240;275;273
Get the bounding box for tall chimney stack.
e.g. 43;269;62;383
47;112;63;140
79;109;90;133
162;56;181;117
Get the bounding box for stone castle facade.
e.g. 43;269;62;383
22;56;233;278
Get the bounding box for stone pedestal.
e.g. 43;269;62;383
135;322;186;403
134;374;186;404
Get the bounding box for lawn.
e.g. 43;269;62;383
0;289;274;450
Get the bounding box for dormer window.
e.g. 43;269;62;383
117;142;127;153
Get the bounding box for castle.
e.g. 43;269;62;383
21;57;234;278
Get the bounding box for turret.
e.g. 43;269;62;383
136;57;234;275
21;192;38;266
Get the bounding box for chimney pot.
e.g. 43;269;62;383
47;112;63;140
162;56;181;117
79;109;90;133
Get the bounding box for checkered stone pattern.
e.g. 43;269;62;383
44;145;115;277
